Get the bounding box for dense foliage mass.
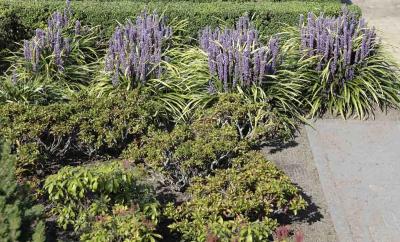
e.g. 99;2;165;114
0;0;398;241
44;160;160;241
0;90;164;177
165;151;306;241
0;140;45;242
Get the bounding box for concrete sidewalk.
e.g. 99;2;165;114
351;0;400;63
306;120;400;242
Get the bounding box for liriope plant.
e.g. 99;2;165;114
199;16;304;125
0;1;101;104
148;46;214;122
285;8;400;118
93;11;188;94
150;16;305;124
92;12;199;122
199;16;280;92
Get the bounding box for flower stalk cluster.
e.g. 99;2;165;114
104;11;172;87
299;8;377;83
22;0;82;72
200;16;279;92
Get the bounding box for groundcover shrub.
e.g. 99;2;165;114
44;160;161;240
44;150;305;241
0;89;165;177
122;113;250;191
195;93;298;144
165;151;307;241
121;92;299;194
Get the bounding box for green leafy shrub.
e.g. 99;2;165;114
0;0;360;49
122;118;249;191
0;90;165;177
164;151;307;241
80;204;161;242
0;139;45;242
122;92;297;192
197;92;298;144
44;160;161;240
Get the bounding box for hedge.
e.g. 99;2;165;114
0;0;359;49
43;0;340;2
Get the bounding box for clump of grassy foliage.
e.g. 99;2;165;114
0;3;101;104
283;9;400;118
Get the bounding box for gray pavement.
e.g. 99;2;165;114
263;127;337;242
351;0;400;63
307;120;400;242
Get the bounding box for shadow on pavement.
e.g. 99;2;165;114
274;186;324;225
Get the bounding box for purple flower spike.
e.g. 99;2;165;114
104;11;172;87
75;20;81;35
200;16;280;92
299;8;377;83
23;40;32;62
20;1;82;73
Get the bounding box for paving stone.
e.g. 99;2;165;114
306;120;400;242
351;0;400;64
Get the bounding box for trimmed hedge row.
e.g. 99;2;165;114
45;0;340;2
0;0;359;48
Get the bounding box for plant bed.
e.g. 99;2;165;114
0;0;399;241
